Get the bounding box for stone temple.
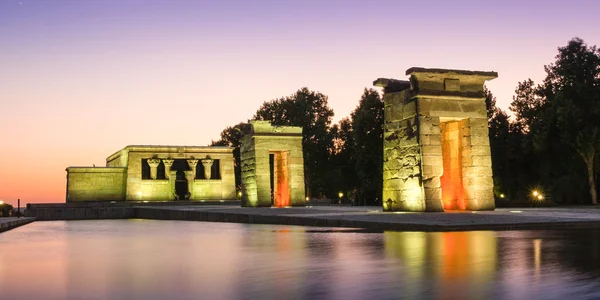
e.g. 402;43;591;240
375;67;497;212
238;121;306;207
66;145;236;202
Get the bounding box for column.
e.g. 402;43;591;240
147;159;161;180
186;159;198;199
201;158;214;179
162;159;174;179
184;170;195;200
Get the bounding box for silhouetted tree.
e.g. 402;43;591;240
540;38;600;205
329;117;357;200
0;203;14;217
254;88;335;197
351;88;384;205
507;37;600;205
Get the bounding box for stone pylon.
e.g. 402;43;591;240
375;67;497;212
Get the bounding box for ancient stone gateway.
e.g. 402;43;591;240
238;121;306;207
375;67;498;212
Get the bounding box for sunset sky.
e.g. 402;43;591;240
1;0;599;205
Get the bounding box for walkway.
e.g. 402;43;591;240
136;205;600;231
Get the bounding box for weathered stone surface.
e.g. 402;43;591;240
421;145;443;156
379;67;497;212
422;165;443;179
240;121;305;208
472;155;492;167
422;155;443;166
421;134;441;146
68;146;235;202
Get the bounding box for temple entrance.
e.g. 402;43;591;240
440;120;466;210
175;170;188;200
269;151;290;207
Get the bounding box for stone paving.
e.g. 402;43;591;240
0;217;35;233
138;205;600;231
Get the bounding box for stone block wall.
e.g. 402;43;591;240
240;134;259;206
376;67;497;212
66;167;126;202
382;90;426;211
122;146;235;201
240;121;305;207
66;146;236;202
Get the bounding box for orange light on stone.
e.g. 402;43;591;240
440;121;466;210
273;151;291;207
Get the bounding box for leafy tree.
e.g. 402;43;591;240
329;117;357;200
351;88;384;205
254;88;335;197
540;38;600;205
0;203;14;217
507;38;600;205
510;79;546;132
485;88;510;198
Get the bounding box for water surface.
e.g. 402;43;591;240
1;220;599;299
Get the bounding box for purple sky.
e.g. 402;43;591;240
1;0;599;204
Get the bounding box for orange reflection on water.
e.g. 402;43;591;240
384;231;497;298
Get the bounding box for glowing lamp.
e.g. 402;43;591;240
305;197;309;201
338;192;343;198
237;191;243;198
537;194;544;200
500;194;505;198
532;190;539;197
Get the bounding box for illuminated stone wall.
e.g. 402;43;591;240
239;121;305;207
66;145;236;202
66;167;126;202
375;67;497;212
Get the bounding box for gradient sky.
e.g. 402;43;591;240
1;0;599;205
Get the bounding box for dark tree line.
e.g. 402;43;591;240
211;87;384;204
489;37;600;206
213;37;600;206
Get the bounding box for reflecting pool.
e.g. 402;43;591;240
1;220;599;299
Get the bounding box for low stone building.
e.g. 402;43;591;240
375;67;497;212
66;145;236;202
238;121;306;207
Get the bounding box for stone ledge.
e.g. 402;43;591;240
0;218;35;233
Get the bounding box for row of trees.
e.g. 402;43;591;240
488;37;600;205
211;87;384;204
213;37;600;206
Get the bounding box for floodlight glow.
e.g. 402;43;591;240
532;190;539;197
305;197;309;201
338;192;343;198
500;193;505;198
537;195;544;200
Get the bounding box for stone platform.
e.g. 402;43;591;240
0;217;35;233
136;205;600;231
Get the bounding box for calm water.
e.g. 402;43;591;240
1;220;599;300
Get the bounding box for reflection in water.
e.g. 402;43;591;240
0;221;599;299
384;231;497;299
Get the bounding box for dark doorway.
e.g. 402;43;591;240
175;170;188;200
